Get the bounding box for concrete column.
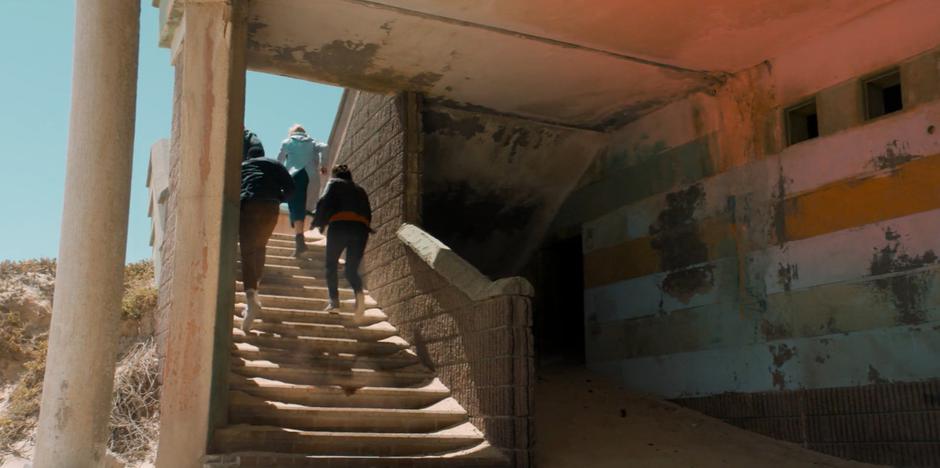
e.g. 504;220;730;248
155;1;246;466
33;1;140;466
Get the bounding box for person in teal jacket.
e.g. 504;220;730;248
277;124;327;257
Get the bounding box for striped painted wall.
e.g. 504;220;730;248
575;45;940;400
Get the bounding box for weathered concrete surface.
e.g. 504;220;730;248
155;1;247;466
367;0;895;73
152;0;940;129
565;8;940;465
33;0;140;465
536;365;874;468
421;104;607;276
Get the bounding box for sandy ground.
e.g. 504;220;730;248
1;447;32;468
534;365;879;468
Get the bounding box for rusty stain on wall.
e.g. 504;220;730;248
760;319;791;342
776;262;799;292
770;166;790;245
870;140;918;171
650;184;715;302
868;228;938;325
768;343;797;390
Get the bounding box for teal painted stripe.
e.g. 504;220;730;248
586;265;940;362
552;134;716;232
591;320;940;398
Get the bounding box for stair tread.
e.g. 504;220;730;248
231;343;419;370
233;317;397;340
230;374;450;394
232;359;432;388
231;308;388;328
218;421;481;437
235;293;377;312
234;328;408;347
233;358;431;376
232;358;433;375
205;441;506;467
230;392;466;415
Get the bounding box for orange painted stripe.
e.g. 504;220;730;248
784;154;940;242
584;153;940;289
583;218;734;288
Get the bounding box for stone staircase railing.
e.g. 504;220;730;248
382;223;535;467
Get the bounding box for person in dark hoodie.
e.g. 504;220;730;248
240;129;294;332
312;165;372;317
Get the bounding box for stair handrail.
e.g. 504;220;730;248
397;223;534;300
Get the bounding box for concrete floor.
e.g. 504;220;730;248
534;365;878;468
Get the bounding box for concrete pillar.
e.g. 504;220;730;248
155;1;246;466
33;1;140;466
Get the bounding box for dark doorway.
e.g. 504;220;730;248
531;235;585;365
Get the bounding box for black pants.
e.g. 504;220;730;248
325;221;369;302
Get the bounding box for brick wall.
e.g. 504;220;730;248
154;63;183;379
331;89;534;466
675;381;940;466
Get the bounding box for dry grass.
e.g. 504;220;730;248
0;259;160;463
122;260;158;321
108;340;160;464
0;340;46;458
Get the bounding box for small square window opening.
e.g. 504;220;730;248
865;70;903;120
786;99;819;146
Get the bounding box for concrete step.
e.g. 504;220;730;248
235;281;353;300
257;253;331;269
270;231;325;242
204;442;507;467
213;422;486;456
262;244;346;260
231;342;420;371
228;375;453;409
235;271;359;289
237;262;325;279
233;316;398;341
232;329;409;356
231;359;433;388
233;305;386;327
228;391;467;433
265;237;327;250
235;292;377;312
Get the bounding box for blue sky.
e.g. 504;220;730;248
0;0;342;262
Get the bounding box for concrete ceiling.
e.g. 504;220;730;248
244;0;897;129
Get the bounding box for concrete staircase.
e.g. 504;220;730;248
209;232;506;467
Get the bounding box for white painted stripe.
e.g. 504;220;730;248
758;207;940;295
583;99;940;254
584;207;940;322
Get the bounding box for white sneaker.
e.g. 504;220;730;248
354;291;366;320
325;299;341;313
243;289;261;332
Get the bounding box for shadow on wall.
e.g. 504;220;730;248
420;104;608;278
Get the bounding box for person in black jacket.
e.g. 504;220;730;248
312;165;372;316
240;130;294;332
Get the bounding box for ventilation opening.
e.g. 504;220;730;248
786;99;819;146
865;69;903;120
